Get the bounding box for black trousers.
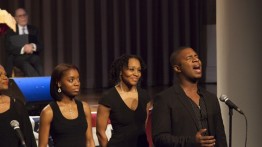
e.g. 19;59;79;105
14;54;43;77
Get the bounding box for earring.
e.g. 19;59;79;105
58;87;61;93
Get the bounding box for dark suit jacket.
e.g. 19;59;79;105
151;84;227;147
5;24;43;56
4;25;43;76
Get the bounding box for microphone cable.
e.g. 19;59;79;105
243;114;248;147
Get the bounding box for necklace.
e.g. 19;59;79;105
60;100;75;117
68;103;73;115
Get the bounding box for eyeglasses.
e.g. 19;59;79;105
16;13;28;18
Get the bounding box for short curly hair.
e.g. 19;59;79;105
169;46;192;66
109;54;146;85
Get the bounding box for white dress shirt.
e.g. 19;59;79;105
18;25;29;35
17;25;37;54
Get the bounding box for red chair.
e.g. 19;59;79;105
146;110;153;147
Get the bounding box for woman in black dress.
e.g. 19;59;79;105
38;63;95;147
96;55;152;147
0;64;37;147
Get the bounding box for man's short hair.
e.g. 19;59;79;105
169;46;191;66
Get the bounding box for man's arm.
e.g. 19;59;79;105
28;25;43;53
4;29;23;55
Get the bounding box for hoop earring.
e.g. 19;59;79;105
58;87;62;93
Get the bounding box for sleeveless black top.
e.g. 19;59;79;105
50;99;87;147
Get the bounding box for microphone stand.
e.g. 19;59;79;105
229;107;233;147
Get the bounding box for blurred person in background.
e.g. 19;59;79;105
5;8;43;77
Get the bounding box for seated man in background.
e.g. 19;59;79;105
5;8;44;77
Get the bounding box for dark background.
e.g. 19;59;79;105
0;0;216;89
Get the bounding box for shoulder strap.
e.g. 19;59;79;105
49;101;59;116
75;99;86;117
49;101;55;109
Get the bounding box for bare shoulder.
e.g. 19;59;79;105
81;101;91;113
81;101;90;109
40;104;53;119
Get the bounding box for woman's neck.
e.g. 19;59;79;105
117;82;137;93
0;94;7;103
59;96;75;104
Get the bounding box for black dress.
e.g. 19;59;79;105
49;99;87;147
0;98;37;147
99;87;150;147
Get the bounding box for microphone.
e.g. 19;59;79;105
219;94;244;115
10;120;27;147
